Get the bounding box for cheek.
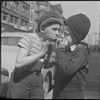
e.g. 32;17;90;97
44;30;53;39
58;31;63;38
45;29;52;35
45;29;55;37
66;36;72;43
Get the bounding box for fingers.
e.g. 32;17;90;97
57;38;68;48
44;40;50;46
41;40;50;54
63;39;68;46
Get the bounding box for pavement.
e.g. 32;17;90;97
44;89;53;99
85;91;100;99
44;89;100;99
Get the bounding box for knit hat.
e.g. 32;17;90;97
64;13;91;43
38;11;63;32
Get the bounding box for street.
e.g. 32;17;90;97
45;89;53;99
45;89;100;99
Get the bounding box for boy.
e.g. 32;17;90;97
52;13;91;99
7;11;63;99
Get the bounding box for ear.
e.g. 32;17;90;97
40;27;44;33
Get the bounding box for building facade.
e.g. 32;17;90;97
1;1;64;33
27;1;51;32
27;1;63;32
1;1;30;32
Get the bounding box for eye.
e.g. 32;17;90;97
64;31;70;36
52;28;58;31
58;28;63;33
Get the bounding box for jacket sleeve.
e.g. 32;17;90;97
55;47;88;76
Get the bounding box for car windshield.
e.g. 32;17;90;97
1;37;21;46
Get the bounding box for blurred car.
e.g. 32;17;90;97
1;68;10;98
1;32;56;97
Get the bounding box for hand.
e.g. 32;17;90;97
40;40;50;56
57;38;68;48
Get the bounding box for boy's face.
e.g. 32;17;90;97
43;24;61;41
61;25;73;46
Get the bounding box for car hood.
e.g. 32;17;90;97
1;45;19;77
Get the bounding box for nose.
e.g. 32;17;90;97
55;30;59;35
56;31;64;39
55;30;59;37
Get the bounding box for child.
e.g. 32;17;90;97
7;11;63;99
52;13;91;99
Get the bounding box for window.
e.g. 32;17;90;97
21;20;25;26
12;1;16;12
26;7;28;17
22;6;24;14
22;5;28;17
3;12;7;21
22;5;26;14
25;21;28;26
16;2;19;12
25;21;28;28
10;15;14;23
4;1;7;7
10;1;13;10
14;17;18;24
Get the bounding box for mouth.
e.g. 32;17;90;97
49;38;57;42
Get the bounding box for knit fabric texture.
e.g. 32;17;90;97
38;11;63;32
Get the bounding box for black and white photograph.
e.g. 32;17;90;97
1;1;100;99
